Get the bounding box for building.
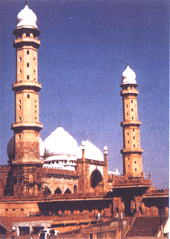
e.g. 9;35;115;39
0;4;168;238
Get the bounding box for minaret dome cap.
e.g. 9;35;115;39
121;63;137;85
16;5;38;29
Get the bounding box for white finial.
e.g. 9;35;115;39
121;63;137;85
81;140;85;150
104;145;108;154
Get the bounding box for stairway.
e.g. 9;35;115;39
125;216;166;237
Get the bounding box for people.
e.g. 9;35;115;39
96;213;102;220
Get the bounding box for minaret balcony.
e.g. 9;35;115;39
12;81;42;92
120;88;139;96
120;148;143;154
121;121;141;127
11;122;43;130
13;37;40;49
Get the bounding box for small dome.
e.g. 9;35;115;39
7;136;44;159
16;5;38;29
121;63;136;85
7;136;15;160
44;127;78;157
77;140;104;161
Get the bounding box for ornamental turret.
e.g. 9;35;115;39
120;63;143;178
11;4;43;196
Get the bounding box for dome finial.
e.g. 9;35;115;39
16;2;38;29
59;122;61;127
121;62;136;85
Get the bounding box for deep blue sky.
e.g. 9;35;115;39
0;0;169;189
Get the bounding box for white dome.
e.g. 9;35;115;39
44;127;78;157
121;64;137;85
7;136;44;159
16;5;38;29
77;140;104;161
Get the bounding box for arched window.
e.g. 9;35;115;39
44;186;51;195
65;188;71;194
91;170;103;188
55;187;62;194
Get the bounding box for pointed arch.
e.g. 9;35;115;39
44;186;51;195
65;188;71;194
91;169;103;188
55;187;62;194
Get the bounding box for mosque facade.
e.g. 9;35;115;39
0;4;168;238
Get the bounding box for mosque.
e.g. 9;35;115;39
0;4;168;238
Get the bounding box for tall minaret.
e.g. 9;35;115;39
120;63;143;178
11;4;43;196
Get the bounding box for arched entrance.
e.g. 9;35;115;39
91;169;103;190
122;197;136;216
